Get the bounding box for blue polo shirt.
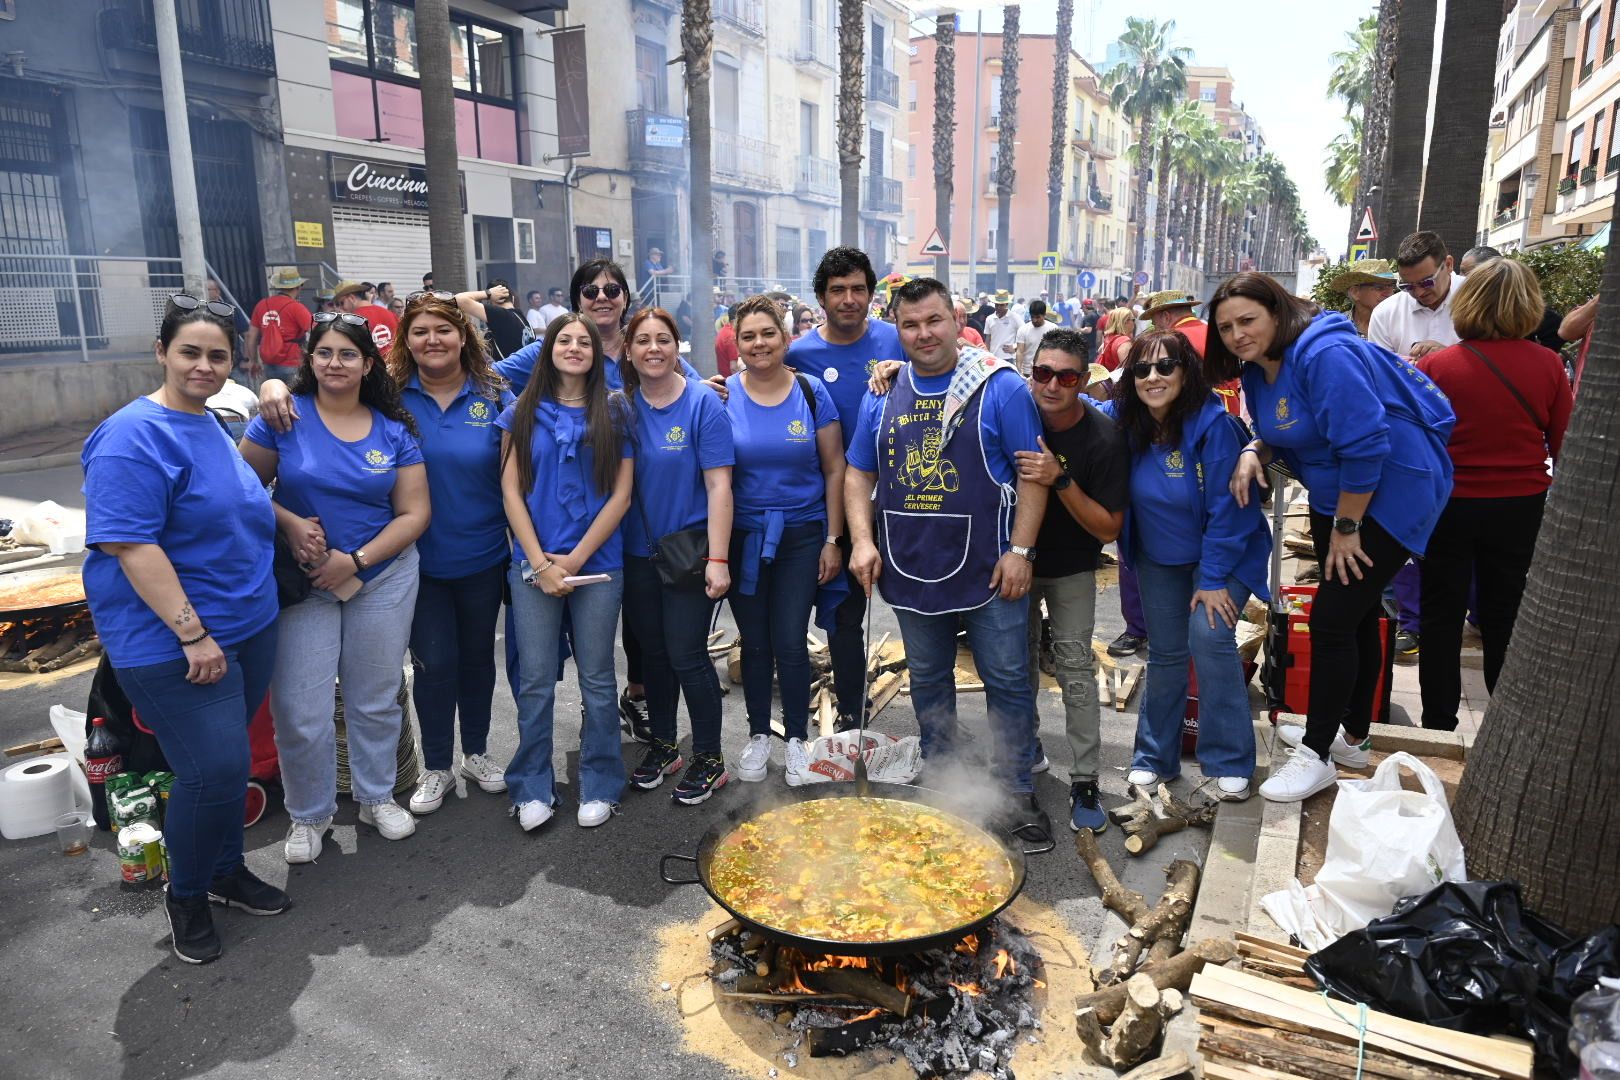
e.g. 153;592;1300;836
846;366;1042;484
494;399;633;573
401;375;515;579
786;320;906;448
623;378;734;558
244;396;424;581
495;344;698;395
725;373;839;523
82;398;279;667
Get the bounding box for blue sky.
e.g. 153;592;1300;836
921;1;1372;255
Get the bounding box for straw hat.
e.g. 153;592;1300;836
1086;363;1111;387
267;266;306;289
1139;290;1199;318
1328;259;1397;292
332;280;369;300
993;289;1011;305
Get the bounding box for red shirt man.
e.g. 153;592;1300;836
334;281;400;353
248;267;313;375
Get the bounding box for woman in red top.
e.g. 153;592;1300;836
1414;258;1572;730
1089;308;1136;402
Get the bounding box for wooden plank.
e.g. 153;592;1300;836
868;671;905;720
815;687;838;740
1097;667;1113;706
1203;1061;1312;1080
865;631;891;677
1234;933;1311;961
1114;666;1142;711
1199;1014;1462;1080
1091;638;1122;670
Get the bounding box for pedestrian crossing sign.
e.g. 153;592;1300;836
1349;242;1370;261
1039;252;1060;273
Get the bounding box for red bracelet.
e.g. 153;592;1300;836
705;557;728;564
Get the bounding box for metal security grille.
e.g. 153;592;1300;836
331;207;432;287
0;80;70;260
130;108;263;307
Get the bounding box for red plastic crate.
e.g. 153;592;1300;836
1264;584;1394;725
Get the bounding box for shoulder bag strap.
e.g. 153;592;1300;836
1460;342;1545;431
794;372;817;425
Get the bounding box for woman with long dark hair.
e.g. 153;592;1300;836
1110;329;1272;800
498;313;634;831
620;308;736;805
240;313;431;861
1213;273;1454;802
84;296;285;964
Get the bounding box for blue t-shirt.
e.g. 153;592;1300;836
1130;444;1204;567
846;366;1042;484
494;399;633;573
725;372;839;524
786;320;906;449
82;398;278;667
495;344;698;395
624;378;735;557
244;396;425;581
402;376;514;580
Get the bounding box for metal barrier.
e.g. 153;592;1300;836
0;254;190;362
637;275;820;309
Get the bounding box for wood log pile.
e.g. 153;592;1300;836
1108;783;1220;856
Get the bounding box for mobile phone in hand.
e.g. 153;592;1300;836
562;573;611;586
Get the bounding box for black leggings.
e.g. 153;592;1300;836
1304;512;1409;759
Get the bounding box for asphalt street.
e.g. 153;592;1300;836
0;463;1217;1080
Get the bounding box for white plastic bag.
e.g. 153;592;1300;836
1262;751;1467;950
798;731;921;785
12;500;85;554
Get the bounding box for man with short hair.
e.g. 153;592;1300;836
335;279;400;352
246;266;312;385
953;297;986;347
846;277;1049;817
1459;245;1565;351
1013;299;1058;376
1013;329;1129;831
535;286;568;328
1368;230;1464;359
1078;297;1102;360
983;289;1022;364
377;282;395;305
422;271;435;291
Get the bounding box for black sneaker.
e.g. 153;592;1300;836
619;689;653;743
1107;631;1146;658
208;865;291;916
1001;793;1053;845
834;712;861;733
1395;630;1420;656
672;753;729;805
631;740;684;790
165;886;222;965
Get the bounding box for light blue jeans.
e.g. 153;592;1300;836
505;565;626;807
1132;555;1255;781
271;546;420;823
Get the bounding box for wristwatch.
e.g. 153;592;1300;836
351;548;369;572
1011;544;1037;562
1053;473;1073;492
1332;517;1362;535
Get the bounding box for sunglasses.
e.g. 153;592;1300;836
1131;357;1182;379
169;293;236;318
313;311;370;327
580;282;624;301
1395;276;1439;293
1031;364;1083;388
405;290;456;306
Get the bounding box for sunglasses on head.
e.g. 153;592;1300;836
1131;357;1182;379
580;282;624;301
1395;276;1439;293
169;293;236;318
1031;364;1083;388
313;311;369;327
405;289;456;306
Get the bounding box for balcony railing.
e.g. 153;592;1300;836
1560;175;1578;194
714;130;779;189
1610;153;1620;174
1091;191;1113;212
796;155;839;200
865;174;902;213
795;22;834;66
1582;164;1598;184
987;110;1001;129
868;65;900;108
1607;38;1615;62
626;110;686;171
101;0;275;74
1581;59;1595;82
714;0;764;36
1493;207;1519;228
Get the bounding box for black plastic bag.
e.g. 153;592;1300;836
1305;880;1620;1074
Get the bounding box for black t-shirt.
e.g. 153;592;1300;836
484;304;529;359
1034;401;1131;578
1528;304;1564;352
1079;312;1102;358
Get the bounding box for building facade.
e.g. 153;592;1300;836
1186;66;1266;162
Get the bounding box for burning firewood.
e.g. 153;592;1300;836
1109;783;1219;855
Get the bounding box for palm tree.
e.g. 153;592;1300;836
1154;100;1200;286
1325;117;1361;208
1200;138;1239;274
1047;0;1074;256
1453;190;1620;933
1419;8;1498;260
1327;15;1377;117
932;14;956;283
415;0;466;288
681;0;715;372
837;0;865;247
994;5;1021;290
1104;17;1191;288
1221;162;1263;272
1183;114;1224;271
1382;0;1437;254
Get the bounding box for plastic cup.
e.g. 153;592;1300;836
55;812;90;856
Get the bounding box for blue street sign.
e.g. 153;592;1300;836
1133;271;1150;286
1079;270;1097;290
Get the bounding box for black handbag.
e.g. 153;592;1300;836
273;531;313;608
636;496;708;590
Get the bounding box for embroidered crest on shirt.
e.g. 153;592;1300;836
365;449;387;466
468;400;490;421
788;419;807;437
664;425;687;447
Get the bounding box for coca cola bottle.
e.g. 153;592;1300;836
85;716;123;831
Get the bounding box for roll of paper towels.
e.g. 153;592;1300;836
0;754;91;840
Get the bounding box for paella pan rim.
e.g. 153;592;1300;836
0;566;88;623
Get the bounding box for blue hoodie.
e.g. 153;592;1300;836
1108;395;1273;602
1242;311;1455;554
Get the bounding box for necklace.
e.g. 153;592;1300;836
557;393;587;403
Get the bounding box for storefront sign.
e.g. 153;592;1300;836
294;221;325;248
644;116;685;149
328;153;465;212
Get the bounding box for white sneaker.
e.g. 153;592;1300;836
1277;724;1371;768
577;801;616;828
408;770;453;815
1215;776;1252;801
1259;745;1340;803
283;817;332;864
784;738;811;787
460;753;508;793
516;799;555;831
1126;768;1162;787
358;800;417;840
736;733;771;782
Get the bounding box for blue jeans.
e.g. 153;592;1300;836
505;565;626;806
623;555;724;755
1132;556;1255;780
895;596;1037;794
409;560;505;771
116;621;278;898
728;523;822;740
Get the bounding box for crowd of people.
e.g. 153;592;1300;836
79;230;1573;965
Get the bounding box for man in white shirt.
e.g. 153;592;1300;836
1367;231;1465;359
1013;300;1059;376
983;289;1023;363
530;286;569;330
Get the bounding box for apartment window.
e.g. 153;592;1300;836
987;227;997;255
636;39;668;113
800;101;819;157
1592;111;1606;167
1610;99;1620;170
776;226;802;283
1583;12;1601;78
714;56;741;134
1607;0;1619;58
1570;124;1586;177
1200;86;1216;103
870;18;888;69
908;81;917;111
908;143;916;179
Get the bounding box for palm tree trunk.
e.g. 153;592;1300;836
1047;0;1074;256
1191;174;1206;273
1154;127;1172;289
995;5;1021;290
933;16;956;284
1204;183;1221;273
1353;0;1400;254
682;0;716;373
1380;0;1435;257
1133;116;1153;288
415;0;466;289
1453;193;1620;933
837;0;864;248
1420;7;1497;260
